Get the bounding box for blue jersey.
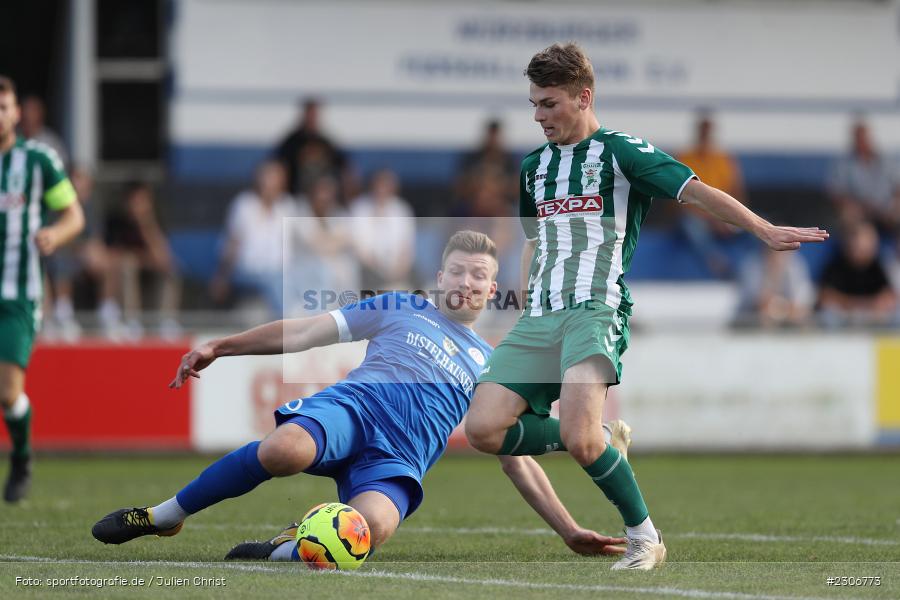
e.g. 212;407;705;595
326;292;492;476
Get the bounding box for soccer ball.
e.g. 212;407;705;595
295;502;371;570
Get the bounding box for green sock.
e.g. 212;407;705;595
4;405;32;460
498;413;566;455
583;445;648;527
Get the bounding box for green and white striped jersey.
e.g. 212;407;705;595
520;127;695;316
0;136;76;303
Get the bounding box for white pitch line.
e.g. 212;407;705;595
0;555;280;573
339;569;848;600
674;532;900;547
7;521;897;547
0;555;848;600
399;527;900;547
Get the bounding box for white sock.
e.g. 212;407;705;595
626;516;659;542
4;394;29;419
269;541;296;561
149;497;189;528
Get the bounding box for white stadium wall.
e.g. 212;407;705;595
189;331;900;453
170;0;900;155
4;333;895;452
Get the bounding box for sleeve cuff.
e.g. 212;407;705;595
676;174;699;204
329;309;352;343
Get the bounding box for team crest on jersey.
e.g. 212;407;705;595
442;336;459;356
467;347;486;366
581;162;602;193
536;195;604;218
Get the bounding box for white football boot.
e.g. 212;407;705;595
611;529;667;570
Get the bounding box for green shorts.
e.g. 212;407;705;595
478;301;629;415
0;300;40;369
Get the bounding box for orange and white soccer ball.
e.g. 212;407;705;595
295;502;371;570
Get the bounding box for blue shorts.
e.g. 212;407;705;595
274;388;424;520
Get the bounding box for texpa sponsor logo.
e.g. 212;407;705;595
536;195;604;218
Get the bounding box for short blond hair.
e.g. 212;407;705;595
441;230;498;277
525;43;595;98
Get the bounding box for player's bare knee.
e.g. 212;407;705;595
350;495;400;549
0;385;19;409
566;438;606;466
464;419;502;454
367;517;397;549
257;436;305;477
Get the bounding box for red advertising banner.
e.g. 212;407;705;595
0;342;192;450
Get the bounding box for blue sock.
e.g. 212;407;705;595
175;441;272;514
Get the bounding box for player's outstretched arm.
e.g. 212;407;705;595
498;455;626;555
169;314;339;388
680;179;828;250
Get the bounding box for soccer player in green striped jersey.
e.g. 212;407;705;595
466;44;829;569
0;76;84;502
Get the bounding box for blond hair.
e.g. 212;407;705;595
441;230;498;277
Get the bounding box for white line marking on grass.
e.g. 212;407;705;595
0;555;279;573
336;568;843;600
399;527;900;547
181;523;900;547
0;554;848;600
674;532;900;547
15;520;896;547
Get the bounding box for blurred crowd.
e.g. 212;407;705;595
680;113;899;329
31;95;900;339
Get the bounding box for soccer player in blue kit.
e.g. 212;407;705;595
91;231;627;560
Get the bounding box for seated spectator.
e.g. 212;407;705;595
450;172;520;294
828;119;900;237
273;97;357;199
19;94;68;166
348;169;415;290
454;119;517;211
104;182;182;339
818;220;898;328
45;167;114;339
288;176;358;313
210;160;298;318
734;245;815;329
676;112;747;277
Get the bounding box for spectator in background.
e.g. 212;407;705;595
454;119;517;212
828;119;900;237
288;176;358;313
450;171;520;294
45;167;114;339
348;169;415;290
211;160;298;318
104;182;182;339
818;220;898;328
18;95;68;166
733;245;815;329
676;112;747;277
273;97;357;199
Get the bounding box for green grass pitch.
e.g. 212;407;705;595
0;453;897;599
